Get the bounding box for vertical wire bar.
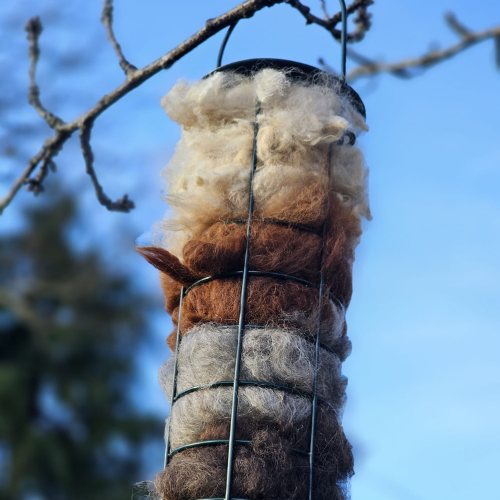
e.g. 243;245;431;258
309;144;334;500
308;222;326;500
164;286;185;468
224;100;261;500
337;0;347;81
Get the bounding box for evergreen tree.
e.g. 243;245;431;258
0;196;163;500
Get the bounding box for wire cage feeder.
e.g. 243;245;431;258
154;2;367;499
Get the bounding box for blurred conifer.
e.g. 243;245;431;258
0;195;163;500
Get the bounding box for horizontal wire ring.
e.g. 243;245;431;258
225;217;321;234
184;270;316;295
182;270;345;312
168;438;309;458
173;379;334;409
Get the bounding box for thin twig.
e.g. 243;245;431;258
25;155;56;196
287;0;373;42
80;121;135;212
445;12;472;38
495;34;500;69
346;20;500;82
25;17;64;129
320;47;413;79
101;0;138;77
318;57;337;75
1;130;71;211
319;0;329;21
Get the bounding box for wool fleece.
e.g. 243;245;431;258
140;66;369;500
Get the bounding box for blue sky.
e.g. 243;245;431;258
1;0;499;498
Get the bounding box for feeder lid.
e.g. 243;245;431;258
205;58;366;119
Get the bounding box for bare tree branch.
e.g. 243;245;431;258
343;14;500;82
80;121;135;212
4;1;499;217
101;0;138;78
1;0;372;215
25;17;64;129
320;46;414;79
5;1;499;217
0;0;278;214
287;0;373;42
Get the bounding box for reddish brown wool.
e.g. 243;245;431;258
137;196;361;353
165;277;336;350
138;194;359;293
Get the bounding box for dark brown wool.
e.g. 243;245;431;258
156;421;353;500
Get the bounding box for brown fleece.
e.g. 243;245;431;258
136;246;202;284
137;194;360;314
252;178;330;231
182;221;323;282
164;276;336;351
156;420;353;500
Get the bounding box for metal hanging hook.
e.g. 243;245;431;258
338;0;347;81
217;21;238;68
216;1;348;81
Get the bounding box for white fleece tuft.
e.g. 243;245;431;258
154;68;370;254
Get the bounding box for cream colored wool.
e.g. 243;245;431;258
165;385;341;450
159;325;347;406
155;68;370;254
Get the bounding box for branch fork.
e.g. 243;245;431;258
12;1;497;214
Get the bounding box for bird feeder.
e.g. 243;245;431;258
138;2;369;499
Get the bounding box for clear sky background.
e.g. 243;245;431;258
1;1;499;499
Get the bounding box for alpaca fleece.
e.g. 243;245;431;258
165;385;343;451
142;67;368;500
183;221;323;282
165;313;351;360
137;218;325;285
156;173;332;255
163;276;345;350
159;325;346;405
138;193;361;313
139;195;360;352
144;194;358;276
157;422;353;500
154;68;370;254
182;191;361;286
